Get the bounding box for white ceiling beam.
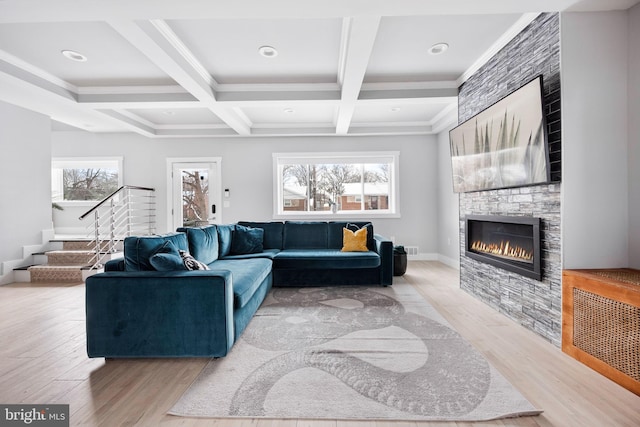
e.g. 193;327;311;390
0;0;608;23
216;90;341;103
359;88;459;101
347;125;433;135
96;110;157;136
78;93;199;108
0;57;154;133
154;128;240;137
77;84;201;108
335;16;380;135
106;19;251;135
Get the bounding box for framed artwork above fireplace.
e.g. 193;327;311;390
450;76;551;193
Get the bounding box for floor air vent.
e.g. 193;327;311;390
405;246;419;256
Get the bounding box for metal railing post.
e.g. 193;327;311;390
149;193;155;235
126;187;132;237
93;210;100;268
109;198;116;253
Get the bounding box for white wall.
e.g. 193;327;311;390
561;11;630;269
0;101;52;265
51;132;440;257
436;128;460;268
629;4;640;268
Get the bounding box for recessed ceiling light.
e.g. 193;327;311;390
428;43;449;55
390;107;401;112
283;108;294;114
258;45;278;58
163;111;175;116
61;49;87;62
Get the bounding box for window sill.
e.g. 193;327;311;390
273;212;401;220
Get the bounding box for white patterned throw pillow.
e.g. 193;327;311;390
179;250;210;271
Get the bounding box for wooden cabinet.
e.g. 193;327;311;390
562;269;640;396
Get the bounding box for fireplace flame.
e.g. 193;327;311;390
470;240;533;262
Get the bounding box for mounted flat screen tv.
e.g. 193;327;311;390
449;76;550;193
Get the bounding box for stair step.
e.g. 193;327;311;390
28;265;87;282
62;240;93;251
26;265;104;282
45;250;96;266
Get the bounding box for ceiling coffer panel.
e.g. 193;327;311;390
166;18;343;85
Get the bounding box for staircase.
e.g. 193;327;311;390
13;185;155;283
14;239;123;283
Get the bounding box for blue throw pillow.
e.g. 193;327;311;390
230;225;264;255
150;252;187;271
123;232;189;271
149;240;186;271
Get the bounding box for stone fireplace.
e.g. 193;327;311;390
465;215;541;281
457;13;562;347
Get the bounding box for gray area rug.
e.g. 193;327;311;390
169;280;542;421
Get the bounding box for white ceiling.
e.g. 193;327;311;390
0;0;637;138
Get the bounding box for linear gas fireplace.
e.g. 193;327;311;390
465;215;542;280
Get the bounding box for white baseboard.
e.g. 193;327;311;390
408;252;438;261
437;254;460;269
405;252;460;269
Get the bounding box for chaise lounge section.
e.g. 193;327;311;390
85;221;393;358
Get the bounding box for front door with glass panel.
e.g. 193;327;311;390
171;161;220;229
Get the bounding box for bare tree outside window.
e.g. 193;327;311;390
181;170;209;226
317;164;359;211
62;168;119;201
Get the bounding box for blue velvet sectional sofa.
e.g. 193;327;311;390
85;221;393;358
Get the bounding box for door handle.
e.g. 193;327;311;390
212;204;216;214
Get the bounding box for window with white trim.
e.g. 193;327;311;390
273;152;399;218
52;157;123;204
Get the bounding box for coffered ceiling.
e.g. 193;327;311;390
0;0;636;138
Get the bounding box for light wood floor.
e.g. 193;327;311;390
1;261;639;427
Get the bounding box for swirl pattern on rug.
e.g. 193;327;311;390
169;282;542;421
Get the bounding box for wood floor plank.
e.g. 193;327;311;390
0;262;639;426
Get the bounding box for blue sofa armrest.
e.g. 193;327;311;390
374;234;393;286
104;258;124;271
85;269;234;358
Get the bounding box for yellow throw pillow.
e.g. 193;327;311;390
341;227;368;252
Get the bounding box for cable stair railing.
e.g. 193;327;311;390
79;185;156;270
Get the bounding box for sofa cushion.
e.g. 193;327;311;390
238;221;284;249
283;221;328;249
341;227;368;252
273;249;380;269
124;233;189;271
211;258;272;308
328;221;374;250
217;224;235;257
178;225;219;265
231;225;264;255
